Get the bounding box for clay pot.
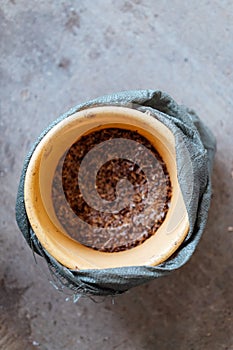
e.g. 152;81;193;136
24;106;189;269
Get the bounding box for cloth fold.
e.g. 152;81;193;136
16;90;216;296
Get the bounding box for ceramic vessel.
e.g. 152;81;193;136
24;106;189;269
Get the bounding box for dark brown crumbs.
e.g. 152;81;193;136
52;128;172;252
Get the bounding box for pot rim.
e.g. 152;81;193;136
24;105;189;269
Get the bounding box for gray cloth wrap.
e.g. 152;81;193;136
15;90;216;296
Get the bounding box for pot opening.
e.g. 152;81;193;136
52;126;172;253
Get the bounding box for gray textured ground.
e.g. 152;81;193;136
0;1;233;349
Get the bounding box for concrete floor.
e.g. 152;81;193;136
0;1;233;349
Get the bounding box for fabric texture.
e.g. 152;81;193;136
15;90;216;296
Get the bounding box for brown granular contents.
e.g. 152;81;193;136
52;128;172;252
